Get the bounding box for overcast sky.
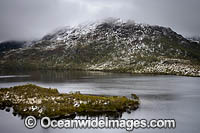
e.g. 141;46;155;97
0;0;200;41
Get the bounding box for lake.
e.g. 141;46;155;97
0;70;200;133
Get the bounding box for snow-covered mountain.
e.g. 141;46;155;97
1;18;200;76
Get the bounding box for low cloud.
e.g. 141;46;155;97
0;0;200;41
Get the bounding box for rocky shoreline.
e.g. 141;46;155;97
88;58;200;77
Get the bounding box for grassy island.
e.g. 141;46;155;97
0;84;139;119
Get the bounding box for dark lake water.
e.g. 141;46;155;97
0;70;200;133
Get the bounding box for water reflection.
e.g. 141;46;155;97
0;70;117;83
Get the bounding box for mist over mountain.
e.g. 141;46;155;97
1;0;200;41
0;19;200;76
0;41;26;53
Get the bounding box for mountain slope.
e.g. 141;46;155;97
1;19;200;76
0;41;25;53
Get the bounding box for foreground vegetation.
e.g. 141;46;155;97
0;84;139;119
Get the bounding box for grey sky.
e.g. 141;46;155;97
0;0;200;41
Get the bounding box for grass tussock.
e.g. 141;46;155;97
0;84;139;119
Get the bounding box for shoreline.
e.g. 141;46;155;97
0;67;200;77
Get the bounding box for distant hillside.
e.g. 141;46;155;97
187;36;200;44
0;41;25;53
0;18;200;76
